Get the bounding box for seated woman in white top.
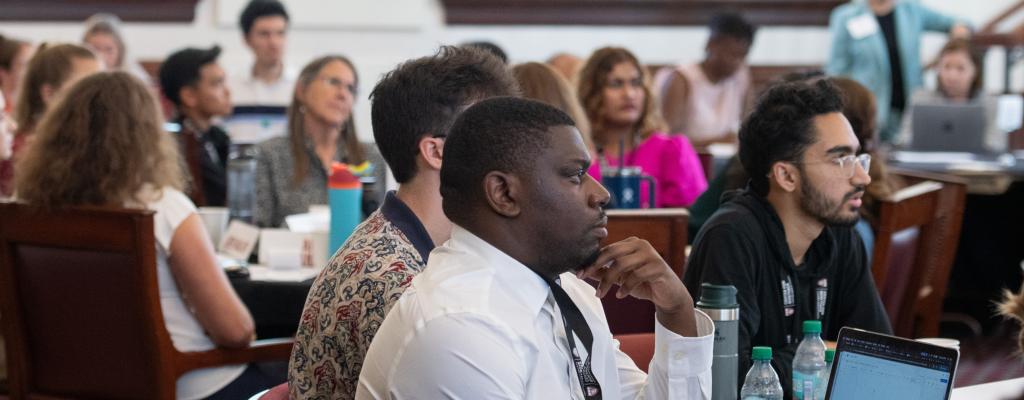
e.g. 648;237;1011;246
900;38;1004;153
655;12;756;147
14;71;275;400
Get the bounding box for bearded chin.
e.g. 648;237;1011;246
825;212;860;228
572;248;602;272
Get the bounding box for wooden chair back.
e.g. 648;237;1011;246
871;171;967;338
598;209;688;334
0;203;177;398
0;203;293;399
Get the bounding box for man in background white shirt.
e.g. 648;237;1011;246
230;0;295;107
358;97;714;399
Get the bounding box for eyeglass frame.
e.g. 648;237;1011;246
315;76;359;96
792;153;872;179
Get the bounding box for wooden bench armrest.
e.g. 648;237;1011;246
176;338;294;373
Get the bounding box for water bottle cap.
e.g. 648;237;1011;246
696;283;738;308
803;320;822;333
825;348;835;362
329;162;362;189
751;346;772;360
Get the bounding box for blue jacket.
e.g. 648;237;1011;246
826;0;962;141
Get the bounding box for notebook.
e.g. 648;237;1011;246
910;103;989;154
825;327;959;400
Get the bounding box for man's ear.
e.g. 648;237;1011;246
770;161;800;193
179;86;198;110
483;171;521;218
417;135;444;171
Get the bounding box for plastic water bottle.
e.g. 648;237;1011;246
740;346;783;400
696;283;739;400
792;320;826;400
328;162;362;256
820;348;835;398
227;145;257;223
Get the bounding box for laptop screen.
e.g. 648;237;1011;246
826;328;958;400
223;105;289;144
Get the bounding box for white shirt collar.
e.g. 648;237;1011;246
442;225;552;319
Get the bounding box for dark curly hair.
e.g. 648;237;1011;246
739;79;844;196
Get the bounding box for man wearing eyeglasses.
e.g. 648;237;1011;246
683;79;892;398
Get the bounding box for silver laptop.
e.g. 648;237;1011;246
910;103;989;154
825;327;959;400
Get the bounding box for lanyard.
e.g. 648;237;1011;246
544;276;603;400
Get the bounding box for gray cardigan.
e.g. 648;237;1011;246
253;135;387;228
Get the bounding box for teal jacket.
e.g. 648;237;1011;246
826;0;963;142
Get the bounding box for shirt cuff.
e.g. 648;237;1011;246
652;309;715;379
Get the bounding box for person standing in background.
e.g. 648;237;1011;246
655;12;756;148
231;0;295;107
826;0;970;143
159;46;233;207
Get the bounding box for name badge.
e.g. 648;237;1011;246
847;13;879;40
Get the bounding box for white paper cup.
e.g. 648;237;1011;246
916;337;960;349
197;207;229;249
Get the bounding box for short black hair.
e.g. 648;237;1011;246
441;96;576;224
239;0;289;36
739;79;844;196
369;45;519;184
462;41;508;64
709;12;756;44
158;46;221;108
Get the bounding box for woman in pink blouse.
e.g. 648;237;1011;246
578;47;707;207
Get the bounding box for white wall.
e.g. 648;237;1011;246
0;0;1018;141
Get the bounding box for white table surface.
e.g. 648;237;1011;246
952;377;1024;399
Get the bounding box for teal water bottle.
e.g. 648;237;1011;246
328;162;362;257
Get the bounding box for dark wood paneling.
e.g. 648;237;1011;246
0;0;200;22
442;0;845;26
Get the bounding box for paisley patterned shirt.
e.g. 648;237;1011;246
288;192;433;399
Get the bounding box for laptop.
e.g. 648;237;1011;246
910;103;989;154
222;105;288;144
825;327;959;400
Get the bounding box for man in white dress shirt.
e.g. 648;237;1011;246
230;0;295;107
358;97;714;399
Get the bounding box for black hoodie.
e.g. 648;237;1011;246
683;188;892;397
